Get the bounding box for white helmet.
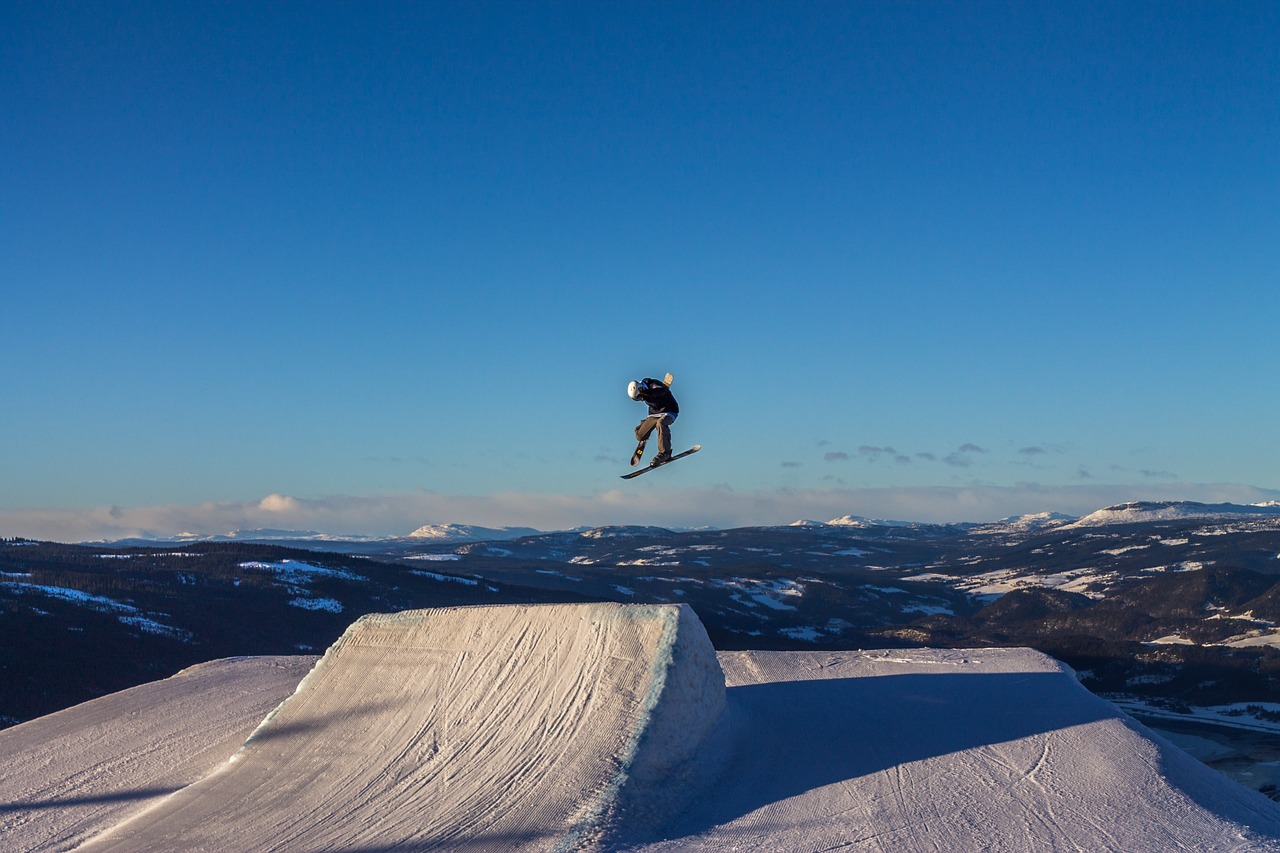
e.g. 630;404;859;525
627;380;641;400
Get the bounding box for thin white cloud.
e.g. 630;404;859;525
3;482;1279;542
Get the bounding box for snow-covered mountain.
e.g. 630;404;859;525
576;525;678;539
826;514;920;528
969;511;1077;535
791;503;1280;536
406;523;543;542
790;514;939;530
1068;501;1280;528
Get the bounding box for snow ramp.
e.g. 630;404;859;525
77;603;725;853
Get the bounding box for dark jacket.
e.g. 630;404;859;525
637;378;679;417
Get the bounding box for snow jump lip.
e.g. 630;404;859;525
74;603;726;853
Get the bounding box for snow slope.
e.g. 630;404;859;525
4;605;1280;852
635;648;1280;851
0;656;316;852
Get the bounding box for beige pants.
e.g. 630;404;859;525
635;414;676;457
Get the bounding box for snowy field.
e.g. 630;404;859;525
3;604;1280;852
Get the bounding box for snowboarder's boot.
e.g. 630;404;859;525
652;451;672;466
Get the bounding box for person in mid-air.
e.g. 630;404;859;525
628;374;679;466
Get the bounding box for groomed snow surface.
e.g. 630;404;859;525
3;604;1279;852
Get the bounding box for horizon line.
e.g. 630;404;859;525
3;480;1279;544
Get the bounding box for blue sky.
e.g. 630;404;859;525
3;1;1278;539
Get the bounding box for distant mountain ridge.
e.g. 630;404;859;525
98;528;385;547
84;501;1280;548
1068;501;1280;528
406;523;543;542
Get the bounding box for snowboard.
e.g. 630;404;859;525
621;445;701;479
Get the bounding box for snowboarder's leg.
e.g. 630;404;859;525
633;417;658;466
653;415;674;464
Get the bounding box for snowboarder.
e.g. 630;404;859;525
628;374;678;466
